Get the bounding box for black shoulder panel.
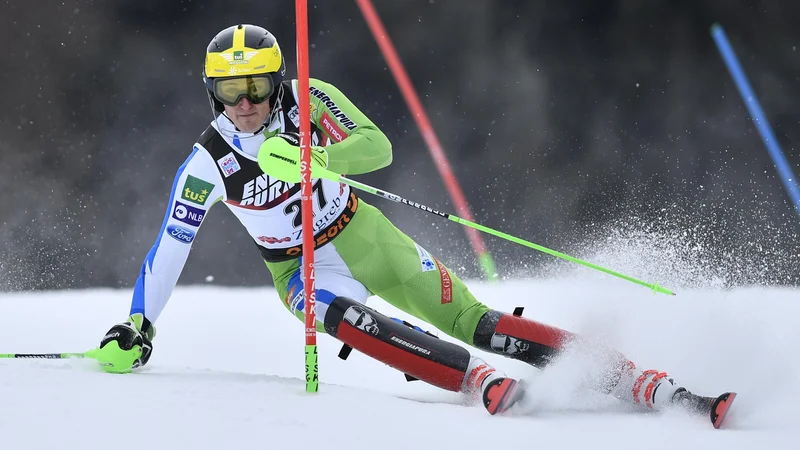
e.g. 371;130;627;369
196;125;229;160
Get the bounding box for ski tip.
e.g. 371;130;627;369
711;392;737;429
483;378;525;415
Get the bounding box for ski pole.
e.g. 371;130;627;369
0;352;89;359
258;150;675;296
333;174;672;296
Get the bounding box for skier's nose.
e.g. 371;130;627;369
238;97;254;110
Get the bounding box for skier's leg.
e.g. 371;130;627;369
322;200;729;418
471;308;737;424
471;309;682;409
325;200;492;344
267;245;372;332
325;295;524;414
266;244;524;414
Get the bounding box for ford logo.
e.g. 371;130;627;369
167;224;196;244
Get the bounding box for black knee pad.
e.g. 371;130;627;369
325;296;471;392
473;309;566;368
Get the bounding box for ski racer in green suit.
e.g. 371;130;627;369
92;23;736;424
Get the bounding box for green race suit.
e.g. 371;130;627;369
129;78;489;345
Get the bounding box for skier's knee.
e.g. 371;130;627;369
285;287;344;326
390;317;439;338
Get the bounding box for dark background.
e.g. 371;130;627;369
1;0;798;292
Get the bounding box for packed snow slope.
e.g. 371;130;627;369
0;278;797;450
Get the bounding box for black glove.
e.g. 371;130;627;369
96;314;155;373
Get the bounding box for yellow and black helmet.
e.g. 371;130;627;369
203;24;286;113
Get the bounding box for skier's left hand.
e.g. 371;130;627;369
88;313;155;374
258;132;329;183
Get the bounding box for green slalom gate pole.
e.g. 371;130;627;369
258;151;676;296
477;251;498;283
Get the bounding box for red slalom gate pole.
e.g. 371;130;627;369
295;0;318;393
355;0;499;281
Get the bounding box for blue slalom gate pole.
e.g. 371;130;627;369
710;23;800;216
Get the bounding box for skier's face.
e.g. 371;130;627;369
224;97;271;133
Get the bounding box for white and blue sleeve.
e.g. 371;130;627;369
129;145;223;323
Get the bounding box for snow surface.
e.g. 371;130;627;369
0;278;798;450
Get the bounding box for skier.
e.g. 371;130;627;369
93;24;735;426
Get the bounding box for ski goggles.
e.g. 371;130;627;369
210;74;276;107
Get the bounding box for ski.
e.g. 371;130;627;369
710;392;737;429
673;388;737;429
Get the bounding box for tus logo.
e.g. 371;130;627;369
233;50;244;60
181;175;214;205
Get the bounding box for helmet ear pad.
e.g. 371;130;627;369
207;89;226;113
202;71;226;114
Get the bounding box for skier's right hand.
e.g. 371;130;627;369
257;132;330;183
88;313;155;374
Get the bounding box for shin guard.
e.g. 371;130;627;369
473;310;574;368
324;296;471;392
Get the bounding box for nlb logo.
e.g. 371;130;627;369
167;224;196;244
172;201;205;227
